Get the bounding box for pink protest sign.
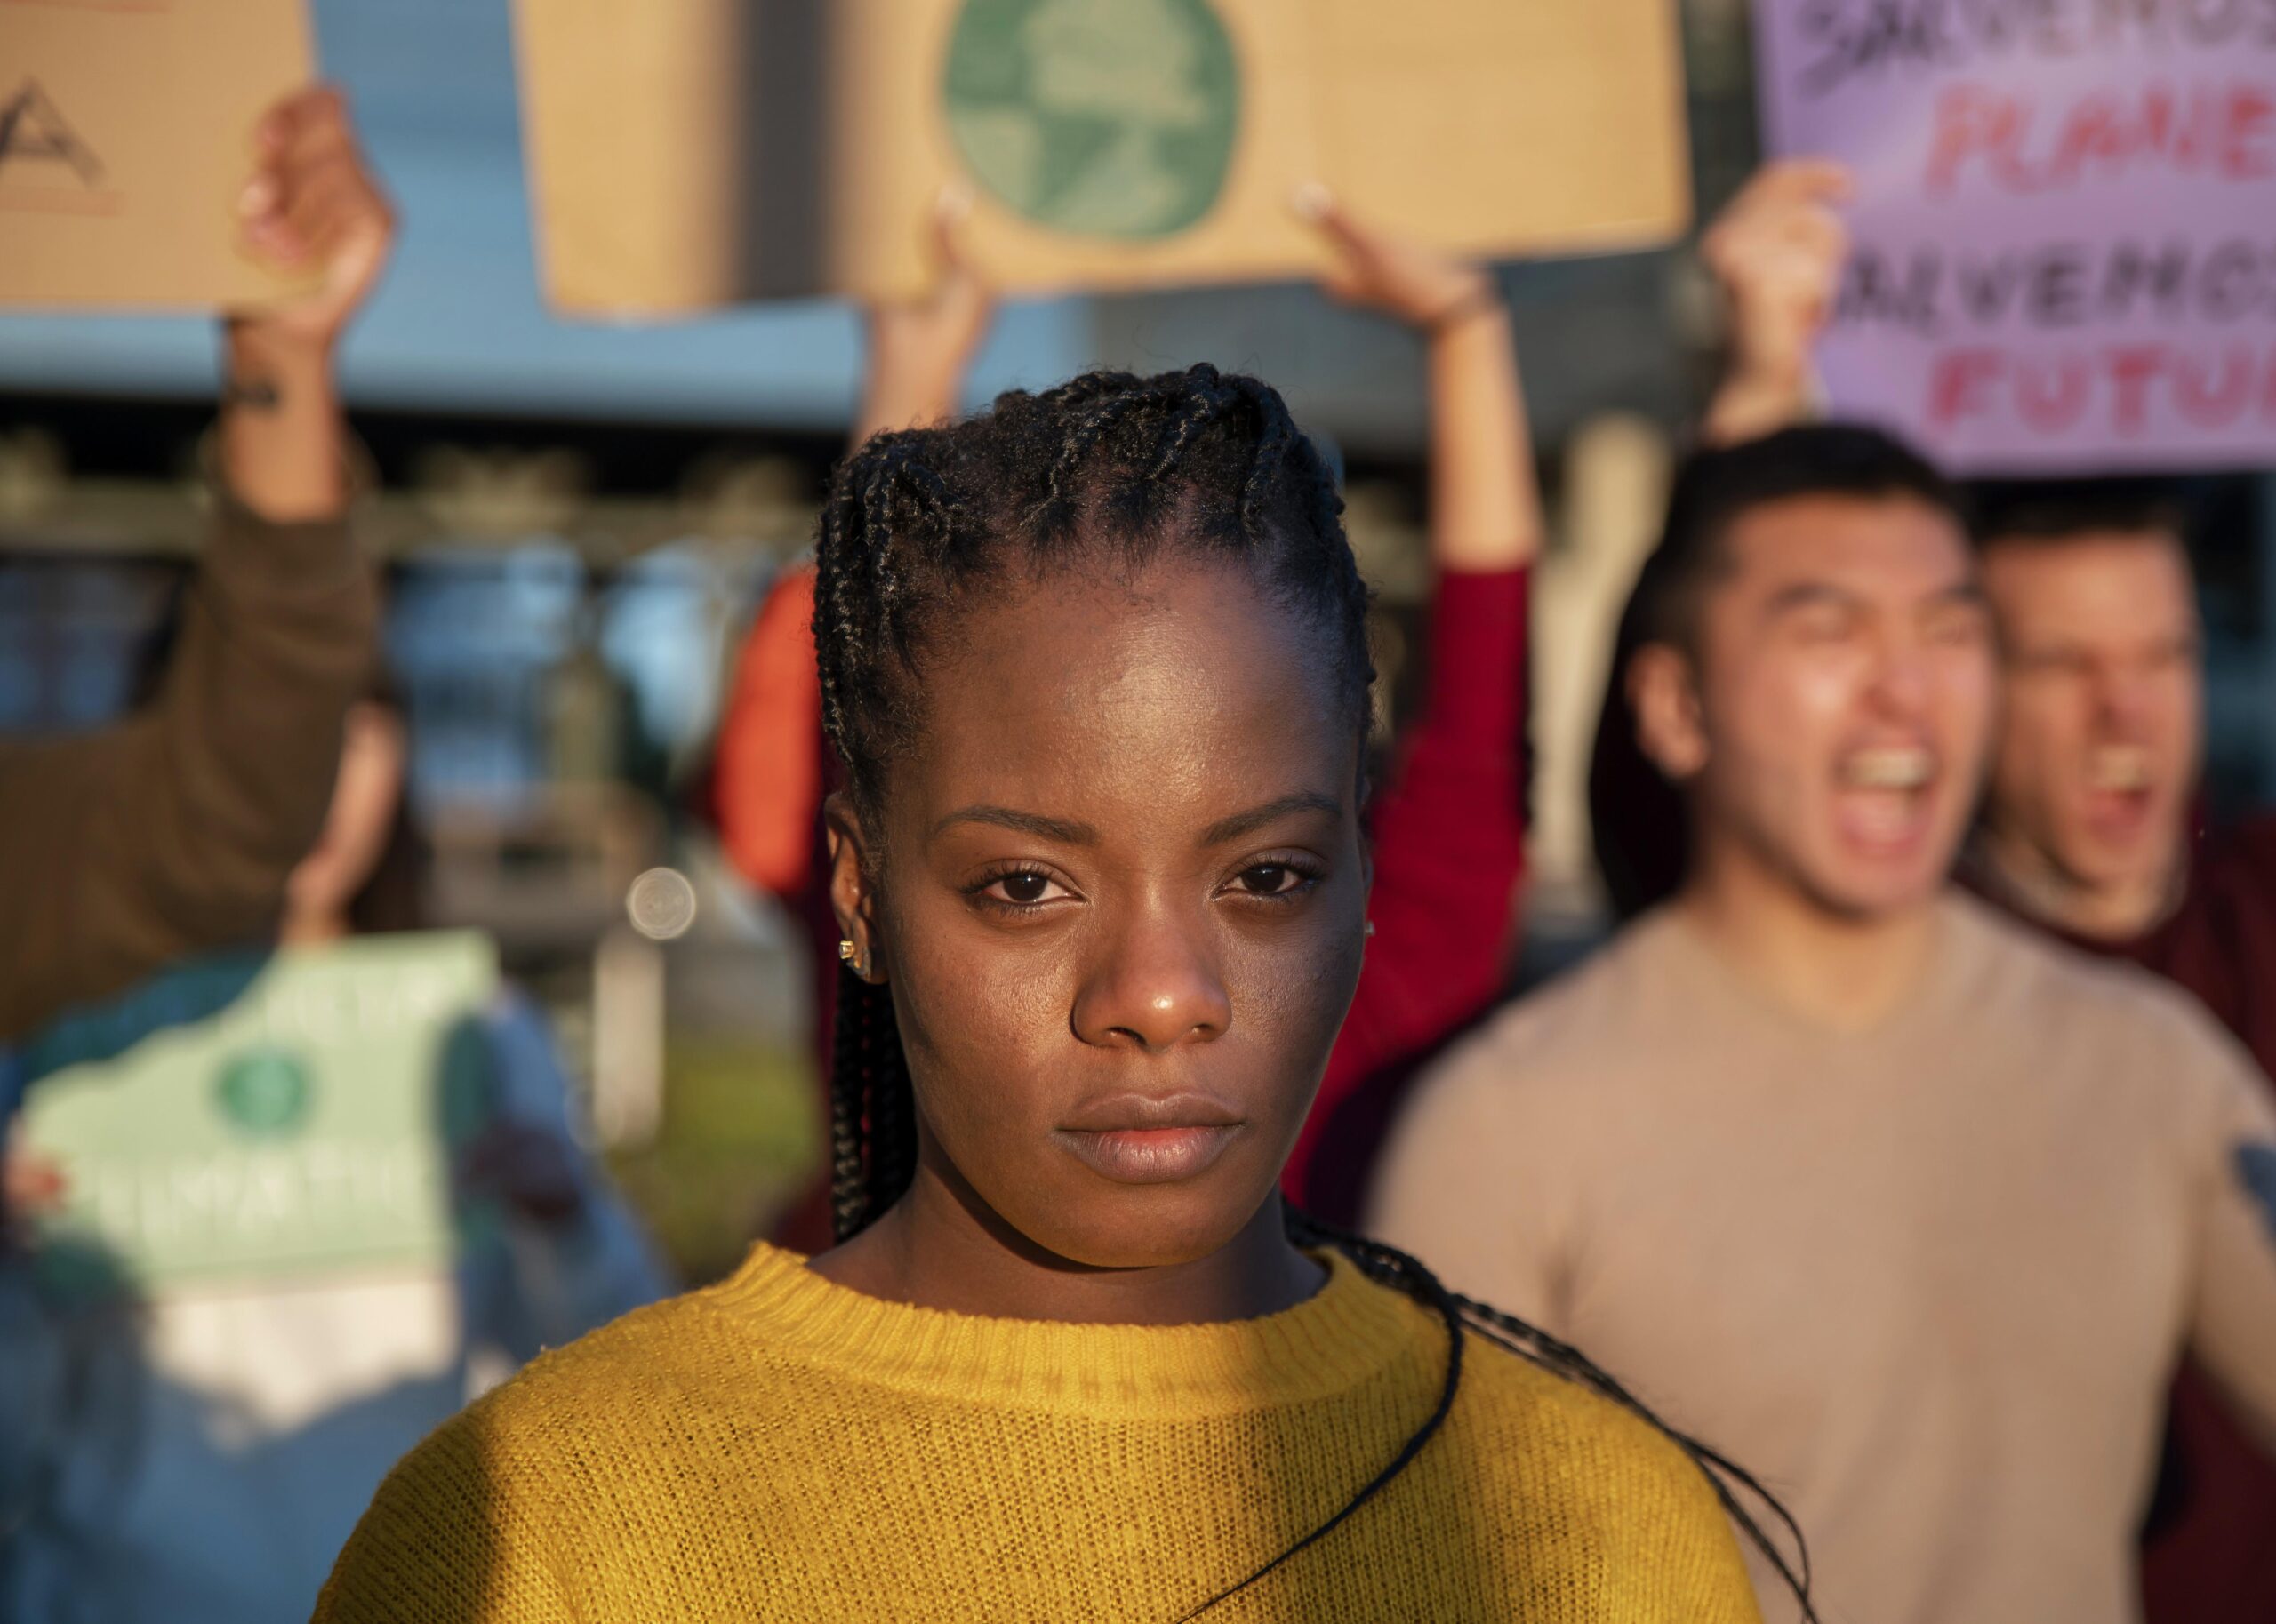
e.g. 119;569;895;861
1756;3;2276;473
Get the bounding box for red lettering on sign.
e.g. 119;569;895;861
2048;92;2133;188
1926;86;2028;197
1929;347;2006;427
1921;80;2275;196
2227;86;2274;181
2107;346;2168;436
2175;348;2254;428
1921;343;2276;438
2016;356;2091;431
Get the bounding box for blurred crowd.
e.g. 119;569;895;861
2;80;2273;1624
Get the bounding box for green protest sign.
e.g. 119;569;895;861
942;0;1240;240
19;932;501;1295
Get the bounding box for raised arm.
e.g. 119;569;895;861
1697;160;1851;448
851;190;995;446
717;196;995;903
1281;195;1540;1222
0;87;392;1040
221;86;394;520
1301;191;1537;574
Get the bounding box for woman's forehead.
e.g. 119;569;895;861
930;556;1342;704
894;561;1358;836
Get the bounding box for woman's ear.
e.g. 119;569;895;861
1628;643;1710;782
822;791;886;985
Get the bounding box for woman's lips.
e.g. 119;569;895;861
1054;1124;1243;1184
1056;1092;1245;1183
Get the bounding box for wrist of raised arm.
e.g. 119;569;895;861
1703;363;1816;446
1422;290;1511;351
858;353;966;432
216;322;350;523
223;320;337;396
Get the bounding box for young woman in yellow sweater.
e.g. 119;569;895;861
314;361;1808;1622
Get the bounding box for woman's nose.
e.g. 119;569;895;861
1070;906;1231;1052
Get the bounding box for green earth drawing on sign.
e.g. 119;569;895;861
942;0;1240;240
215;1047;314;1137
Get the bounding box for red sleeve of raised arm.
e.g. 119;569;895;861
1284;565;1528;1220
717;565;823;900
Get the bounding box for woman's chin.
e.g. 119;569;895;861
1013;1183;1273;1273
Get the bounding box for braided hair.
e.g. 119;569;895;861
813;364;1815;1620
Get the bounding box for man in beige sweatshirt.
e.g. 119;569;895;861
1371;425;2276;1624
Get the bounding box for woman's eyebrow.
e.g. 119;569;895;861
931;805;1100;844
1200;791;1342;848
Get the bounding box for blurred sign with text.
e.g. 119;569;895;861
510;0;1693;310
18;932;501;1296
0;0;316;310
1758;0;2276;473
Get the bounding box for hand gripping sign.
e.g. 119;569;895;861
0;0;316;309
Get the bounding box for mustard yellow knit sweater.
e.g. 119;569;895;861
313;1244;1763;1622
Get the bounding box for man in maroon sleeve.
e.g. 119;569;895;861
1273;195;1536;1224
1967;488;2276;1624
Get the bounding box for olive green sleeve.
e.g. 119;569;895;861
0;497;375;1040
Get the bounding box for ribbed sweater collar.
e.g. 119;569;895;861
701;1244;1425;1420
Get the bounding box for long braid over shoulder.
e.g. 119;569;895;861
812;364;1813;1620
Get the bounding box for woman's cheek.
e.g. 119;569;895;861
891;912;1070;1130
1230;910;1365;1083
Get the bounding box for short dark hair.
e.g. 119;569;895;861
1631;423;1965;652
1589;422;1963;921
1971;478;2186;556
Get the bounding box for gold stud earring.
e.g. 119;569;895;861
837;939;857;963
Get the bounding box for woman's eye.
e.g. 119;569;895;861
982;870;1062;906
1232;864;1303;897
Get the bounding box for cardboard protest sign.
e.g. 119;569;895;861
510;0;1691;312
0;0;315;310
17;932;501;1297
1757;1;2276;473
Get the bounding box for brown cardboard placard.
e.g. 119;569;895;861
511;0;1691;314
0;0;317;311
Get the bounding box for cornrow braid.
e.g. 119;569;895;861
1032;372;1188;535
812;365;1813;1620
827;969;916;1240
1176;1212;1817;1623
